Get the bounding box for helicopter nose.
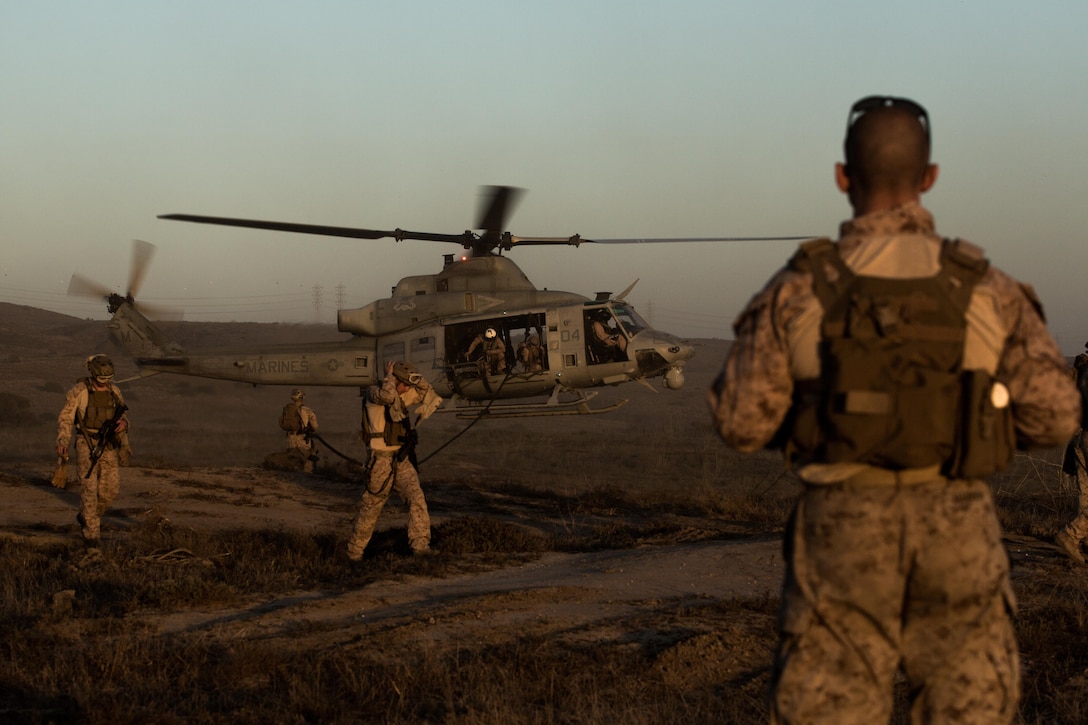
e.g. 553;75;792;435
667;338;695;363
632;331;695;385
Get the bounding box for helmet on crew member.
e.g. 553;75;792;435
484;328;497;340
291;389;305;401
86;354;115;382
392;361;425;387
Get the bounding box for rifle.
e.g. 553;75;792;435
86;403;129;479
396;427;420;470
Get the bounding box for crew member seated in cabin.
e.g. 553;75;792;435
587;309;628;364
517;333;545;373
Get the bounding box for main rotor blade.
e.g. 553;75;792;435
128;239;156;299
583;235;816;244
158;214;395;239
67;273;113;299
158;213;473;246
504;234;816;249
476;186;524;237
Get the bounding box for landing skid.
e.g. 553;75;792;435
444;388;628;419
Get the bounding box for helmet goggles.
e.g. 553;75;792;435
846;95;930;146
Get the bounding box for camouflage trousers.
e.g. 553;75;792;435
346;453;430;560
74;437;121;542
1060;429;1088;543
286;433;316;473
770;477;1019;725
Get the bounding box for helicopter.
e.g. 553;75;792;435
69;187;808;417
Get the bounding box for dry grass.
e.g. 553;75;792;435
1;465;1086;724
4;315;1088;724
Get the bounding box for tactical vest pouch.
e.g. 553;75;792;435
383;419;406;447
821;335;961;468
946;371;1015;479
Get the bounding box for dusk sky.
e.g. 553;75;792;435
3;1;1086;352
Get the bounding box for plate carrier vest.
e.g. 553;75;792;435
79;379;119;433
363;398;409;449
782;237;1012;476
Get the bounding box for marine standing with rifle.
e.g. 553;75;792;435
347;361;441;561
56;354;131;545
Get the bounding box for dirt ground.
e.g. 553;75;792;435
3;301;1084;721
0;302;792;677
0;458;783;643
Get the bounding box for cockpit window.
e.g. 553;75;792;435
610;303;646;336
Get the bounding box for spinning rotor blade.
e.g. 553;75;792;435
67;241;181;321
476;186;524;238
67;273;114;300
128;239;156;299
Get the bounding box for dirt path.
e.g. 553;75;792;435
1;462;785;655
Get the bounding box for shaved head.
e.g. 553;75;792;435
843;105;931;194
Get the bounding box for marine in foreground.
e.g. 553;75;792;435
709;96;1079;723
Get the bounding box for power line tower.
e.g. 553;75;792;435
312;283;324;320
335;283;346;310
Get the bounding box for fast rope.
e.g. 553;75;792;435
308;368;514;469
416;370;513;466
309;431;366;466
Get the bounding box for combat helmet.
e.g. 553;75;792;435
392;362;424;387
484;328;497;339
291;389;305;401
86;354;114;382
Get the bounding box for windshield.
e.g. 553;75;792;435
610;302;647;337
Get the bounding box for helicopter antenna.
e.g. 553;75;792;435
614;278;640;301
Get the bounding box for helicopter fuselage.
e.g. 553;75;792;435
105;253;693;408
114;296;693;399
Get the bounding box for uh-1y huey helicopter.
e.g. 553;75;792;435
69;186;808;417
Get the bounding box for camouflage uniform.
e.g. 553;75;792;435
347;368;441;560
467;333;507;374
285;403;319;472
709;202;1079;724
57;378;130;543
517;334;545;372
1057;354;1088;561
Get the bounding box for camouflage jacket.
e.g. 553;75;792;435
708;202;1079;481
363;372;442;452
56;378;128;450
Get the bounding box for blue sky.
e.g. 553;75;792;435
2;1;1086;351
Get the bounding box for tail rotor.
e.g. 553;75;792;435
66;240;179;320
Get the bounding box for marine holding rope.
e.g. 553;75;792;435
346;360;442;561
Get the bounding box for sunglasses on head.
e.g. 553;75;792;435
847;96;930;144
